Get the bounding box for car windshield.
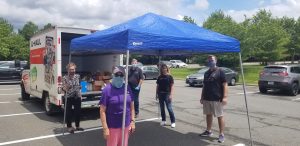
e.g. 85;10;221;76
0;62;13;69
175;60;183;63
197;67;209;74
263;67;287;73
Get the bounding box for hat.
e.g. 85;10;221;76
113;66;125;74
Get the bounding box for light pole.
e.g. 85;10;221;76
291;48;295;64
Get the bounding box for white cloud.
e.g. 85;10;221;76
0;0;187;30
187;0;209;10
225;0;300;23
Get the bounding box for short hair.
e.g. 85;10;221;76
66;62;76;69
208;55;217;60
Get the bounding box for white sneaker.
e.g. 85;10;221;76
160;121;166;126
171;123;176;128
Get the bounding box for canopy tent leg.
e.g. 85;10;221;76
121;50;130;146
62;54;72;135
239;53;253;146
157;55;162;119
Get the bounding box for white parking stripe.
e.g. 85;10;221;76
233;144;245;146
0;117;159;146
0;93;21;96
236;91;259;95
292;98;300;101
0;112;45;118
0;88;20;91
0;101;27;104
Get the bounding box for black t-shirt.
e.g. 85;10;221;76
128;66;144;88
203;68;226;101
156;74;174;93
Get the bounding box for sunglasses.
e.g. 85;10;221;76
114;73;124;77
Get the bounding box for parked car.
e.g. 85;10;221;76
186;67;238;87
170;60;188;68
258;65;300;96
140;66;159;80
0;61;28;83
158;61;173;68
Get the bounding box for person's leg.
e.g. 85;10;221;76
118;126;129;146
66;97;73;128
165;94;175;124
107;128;119;146
206;114;213;131
218;116;225;135
132;88;140;116
158;94;166;122
74;98;82;129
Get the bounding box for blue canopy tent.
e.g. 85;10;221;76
70;13;252;146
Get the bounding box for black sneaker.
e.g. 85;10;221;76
199;130;213;137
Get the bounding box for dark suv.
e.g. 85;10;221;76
0;61;28;83
258;65;300;96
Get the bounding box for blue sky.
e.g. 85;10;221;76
0;0;299;30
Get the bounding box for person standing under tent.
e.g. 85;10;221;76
156;64;176;128
100;66;136;146
128;58;144;118
62;62;84;134
199;55;228;143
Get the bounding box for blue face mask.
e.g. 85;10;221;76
207;60;216;68
111;76;124;88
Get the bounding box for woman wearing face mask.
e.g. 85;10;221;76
99;66;135;146
156;64;176;128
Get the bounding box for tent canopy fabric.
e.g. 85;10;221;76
70;13;240;55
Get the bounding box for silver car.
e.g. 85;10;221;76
140;66;159;80
258;65;300;96
186;67;238;87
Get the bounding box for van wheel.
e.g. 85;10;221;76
21;84;30;100
43;92;57;115
143;74;146;80
259;87;267;93
229;78;236;86
289;83;298;96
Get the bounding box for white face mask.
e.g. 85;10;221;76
111;76;124;88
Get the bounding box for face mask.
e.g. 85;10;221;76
207;60;216;68
111;76;124;88
132;64;138;67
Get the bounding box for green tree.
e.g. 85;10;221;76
183;16;197;25
0;18;14;59
18;21;39;41
246;10;290;65
40;23;53;31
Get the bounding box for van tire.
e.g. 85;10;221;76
259;87;267;94
229;78;236;86
289;82;298;96
43;92;58;115
21;83;30;100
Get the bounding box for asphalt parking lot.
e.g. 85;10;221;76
0;80;300;146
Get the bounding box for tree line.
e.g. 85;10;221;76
1;9;300;67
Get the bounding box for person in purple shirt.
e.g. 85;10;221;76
99;66;135;146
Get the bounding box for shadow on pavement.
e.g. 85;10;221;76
53;121;213;146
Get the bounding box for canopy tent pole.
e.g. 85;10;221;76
157;55;162;119
62;53;72;135
121;50;130;146
239;53;253;146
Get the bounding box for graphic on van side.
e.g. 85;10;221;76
44;36;55;88
31;66;37;82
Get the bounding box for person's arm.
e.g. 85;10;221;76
100;105;109;139
169;76;174;101
129;101;135;133
138;68;144;87
200;85;205;104
222;82;228;105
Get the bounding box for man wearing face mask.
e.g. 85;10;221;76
128;59;144;118
199;55;228;143
99;66;135;146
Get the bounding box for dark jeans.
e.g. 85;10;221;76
65;97;81;128
131;87;140;115
158;93;175;123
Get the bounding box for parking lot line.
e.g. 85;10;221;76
0;88;20;91
0;93;21;96
0;111;45;118
236;91;259;95
0;101;26;104
0;117;159;146
292;97;300;101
